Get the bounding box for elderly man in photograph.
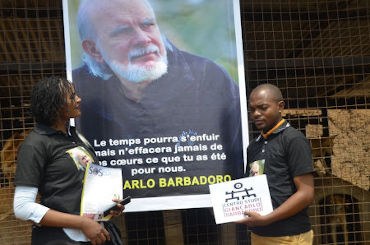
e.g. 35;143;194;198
73;0;243;179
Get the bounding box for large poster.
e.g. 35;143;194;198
63;0;248;211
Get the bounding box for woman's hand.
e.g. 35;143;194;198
108;198;125;217
80;216;110;245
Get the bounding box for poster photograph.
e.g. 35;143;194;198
63;0;248;211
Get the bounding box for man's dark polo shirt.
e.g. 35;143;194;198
14;124;97;215
246;121;314;236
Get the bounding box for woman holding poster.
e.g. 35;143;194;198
13;77;123;245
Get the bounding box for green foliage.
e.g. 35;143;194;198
152;0;238;82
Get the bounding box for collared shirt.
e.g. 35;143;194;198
14;124;97;215
246;120;314;237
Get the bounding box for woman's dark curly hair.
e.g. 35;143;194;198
31;76;74;126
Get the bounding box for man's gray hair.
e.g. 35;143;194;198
77;0;155;40
76;0;171;80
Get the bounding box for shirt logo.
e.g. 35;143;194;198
249;159;265;177
66;146;93;171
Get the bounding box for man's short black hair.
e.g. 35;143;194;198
31;76;74;126
250;83;284;102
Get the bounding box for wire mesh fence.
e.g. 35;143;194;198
0;0;369;244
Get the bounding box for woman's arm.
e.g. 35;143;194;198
13;186;49;222
13;186;110;245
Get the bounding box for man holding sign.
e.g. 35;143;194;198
238;84;314;244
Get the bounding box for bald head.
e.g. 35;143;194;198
250;84;283;103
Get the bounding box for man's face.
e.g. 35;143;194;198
250;163;259;176
79;154;91;167
249;89;283;132
90;0;167;82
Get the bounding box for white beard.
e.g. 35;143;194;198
102;44;168;83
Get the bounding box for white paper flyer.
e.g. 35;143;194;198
209;174;273;224
80;163;123;221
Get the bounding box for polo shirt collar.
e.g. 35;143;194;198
34;123;73;136
256;119;290;142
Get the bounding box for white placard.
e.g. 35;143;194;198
209;175;273;224
80;163;123;221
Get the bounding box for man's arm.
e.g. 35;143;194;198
236;173;314;227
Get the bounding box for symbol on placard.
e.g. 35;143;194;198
224;182;256;202
89;165;103;176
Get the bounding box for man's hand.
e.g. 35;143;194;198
80;216;110;245
234;211;271;227
235;174;314;228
